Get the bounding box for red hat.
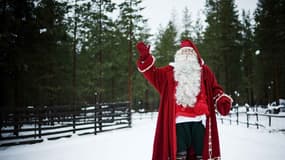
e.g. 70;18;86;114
179;39;203;65
180;39;194;48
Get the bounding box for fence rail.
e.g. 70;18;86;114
0;102;131;146
219;107;285;131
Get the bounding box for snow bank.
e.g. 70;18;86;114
0;113;284;160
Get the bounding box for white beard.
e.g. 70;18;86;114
173;53;201;107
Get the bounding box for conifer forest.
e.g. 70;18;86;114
1;0;285;111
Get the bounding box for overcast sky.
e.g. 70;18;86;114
139;0;258;35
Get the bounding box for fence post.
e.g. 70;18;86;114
269;115;271;127
94;105;97;135
256;113;259;129
13;109;20;137
256;113;259;122
38;107;42;138
72;105;76;134
84;106;87;123
97;93;102;132
99;104;102;132
34;107;37;139
0;110;2;138
128;102;132;128
94;92;98;135
112;104;115;123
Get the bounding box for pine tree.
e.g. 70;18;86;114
66;0;117;103
153;21;178;67
180;7;193;41
0;0;72;107
203;0;242;101
33;0;72;105
255;0;285;104
116;0;148;107
202;0;223;76
0;0;36;108
241;10;255;105
192;13;204;47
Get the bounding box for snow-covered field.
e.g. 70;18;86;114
0;112;284;160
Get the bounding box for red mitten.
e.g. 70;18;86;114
217;95;232;116
136;42;150;61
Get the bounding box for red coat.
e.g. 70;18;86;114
137;55;228;160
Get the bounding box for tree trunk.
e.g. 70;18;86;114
127;0;133;109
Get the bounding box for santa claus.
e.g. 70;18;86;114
136;39;233;160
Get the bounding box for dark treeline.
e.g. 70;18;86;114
1;0;284;111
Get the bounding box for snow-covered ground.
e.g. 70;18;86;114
0;112;284;160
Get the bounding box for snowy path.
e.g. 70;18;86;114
0;113;284;160
220;122;285;159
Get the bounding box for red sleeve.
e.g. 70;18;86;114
203;65;224;99
136;55;167;94
204;65;233;115
208;67;233;115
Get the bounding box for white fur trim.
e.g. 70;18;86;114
201;58;205;65
176;115;206;126
137;55;155;73
176;47;197;56
169;62;175;67
214;93;233;107
171;58;204;67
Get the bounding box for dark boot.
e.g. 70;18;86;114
188;154;203;160
176;151;187;160
196;155;203;160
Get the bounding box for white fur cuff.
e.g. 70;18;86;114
214;93;233;107
137;55;155;73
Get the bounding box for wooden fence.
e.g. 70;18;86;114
0;102;131;146
219;107;285;131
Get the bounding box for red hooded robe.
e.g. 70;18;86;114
137;41;229;160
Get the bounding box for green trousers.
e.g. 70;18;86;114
176;121;205;156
